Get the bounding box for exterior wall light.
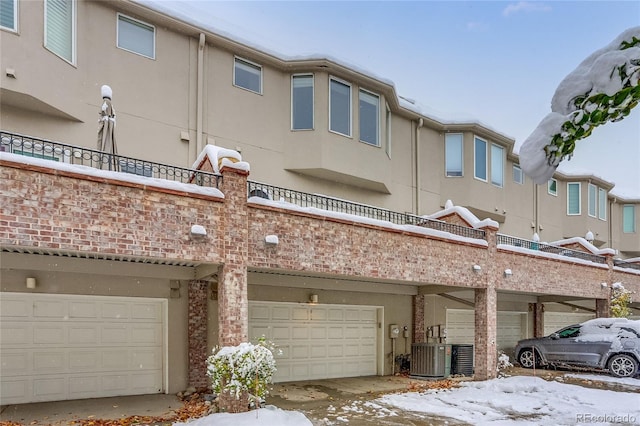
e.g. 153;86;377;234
190;224;207;240
26;277;37;289
504;269;512;277
265;235;279;246
309;294;319;304
472;265;482;272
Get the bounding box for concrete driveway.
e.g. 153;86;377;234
0;376;460;425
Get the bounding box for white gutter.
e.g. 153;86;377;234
415;118;424;215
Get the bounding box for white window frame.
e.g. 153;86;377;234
359;88;380;146
490;144;504;187
329;76;352;137
117;13;156;59
598;188;607;221
474;136;487;182
385;103;392;158
623;205;636;233
588;183;597;218
44;0;76;65
291;73;314;131
513;164;524;185
567;182;581;215
1;0;18;32
445;133;464;177
234;56;262;94
548;178;558;196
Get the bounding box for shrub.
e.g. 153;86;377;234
206;338;277;408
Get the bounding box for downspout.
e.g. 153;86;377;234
415;118;424;215
196;33;205;158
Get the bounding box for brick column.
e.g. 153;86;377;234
530;303;545;338
474;286;497;380
188;280;209;389
412;294;425;343
217;164;250;413
596;298;610;318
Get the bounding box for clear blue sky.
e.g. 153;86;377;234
145;0;640;197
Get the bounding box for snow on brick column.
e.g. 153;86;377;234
218;164;249;347
188;279;209;389
474;286;497;380
596;298;610;318
412;294;425;343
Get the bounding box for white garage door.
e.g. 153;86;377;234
249;302;380;382
446;309;528;352
543;312;595;336
0;293;165;405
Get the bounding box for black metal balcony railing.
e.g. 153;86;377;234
614;259;640;271
497;234;608;264
247;181;487;240
1;131;222;188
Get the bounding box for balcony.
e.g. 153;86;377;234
0;131;222;188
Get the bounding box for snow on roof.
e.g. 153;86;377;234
549;236;616;256
1;152;224;199
248;196;488;247
193;144;249;174
497;244;610;269
576;317;640;343
426;201;500;230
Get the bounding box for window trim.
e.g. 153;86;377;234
445;133;464;177
513;164;524;185
598;188;607;221
233;56;263;94
490;144;504;187
116;13;156;59
587;183;597;218
291;73;314;131
358;88;380;146
567;182;581;215
385;103;392;159
1;0;18;32
44;0;76;65
623;205;636;233
548;178;558;196
328;76;352;138
473;136;488;182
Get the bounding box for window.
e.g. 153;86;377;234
291;74;313;130
588;184;597;217
548;178;557;196
567;182;581;215
1;0;17;31
234;57;262;94
385;104;392;158
119;160;152;177
513;164;524;184
491;144;504;187
474;137;487;181
445;134;463;177
623;205;636;233
329;77;351;136
44;0;76;64
117;14;155;59
359;89;379;146
598;188;607;220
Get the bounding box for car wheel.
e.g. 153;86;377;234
608;354;639;378
518;348;538;369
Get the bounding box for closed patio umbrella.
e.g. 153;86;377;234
97;85;118;170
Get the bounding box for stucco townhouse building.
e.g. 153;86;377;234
1;0;639;406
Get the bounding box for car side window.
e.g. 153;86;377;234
558;327;581;338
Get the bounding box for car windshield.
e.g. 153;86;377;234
556;326;581;338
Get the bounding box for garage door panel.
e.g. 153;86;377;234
291;345;309;358
131;303;162;321
68;326;99;344
102;374;129;392
250;305;270;320
311;308;327;320
292;327;309;339
69;351;99;370
310;327;326;339
1;378;29;400
132;348;162;369
33;351;65;372
328;345;343;357
328;309;344;321
0;351;29;374
1;323;31;345
34;326;65;344
101;302;130;320
131;324;162;344
69;376;99;395
328;327;344;339
272;307;290;320
0;298;31;317
310;345;327;358
33;300;66;318
292;308;309;320
69;301;98;318
101;325;128;343
34;377;66;398
272;326;289;339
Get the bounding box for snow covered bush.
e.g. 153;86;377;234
207;337;278;408
611;282;633;318
497;352;513;371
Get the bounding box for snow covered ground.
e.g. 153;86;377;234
174;373;639;426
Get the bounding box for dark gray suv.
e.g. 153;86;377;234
515;318;640;378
